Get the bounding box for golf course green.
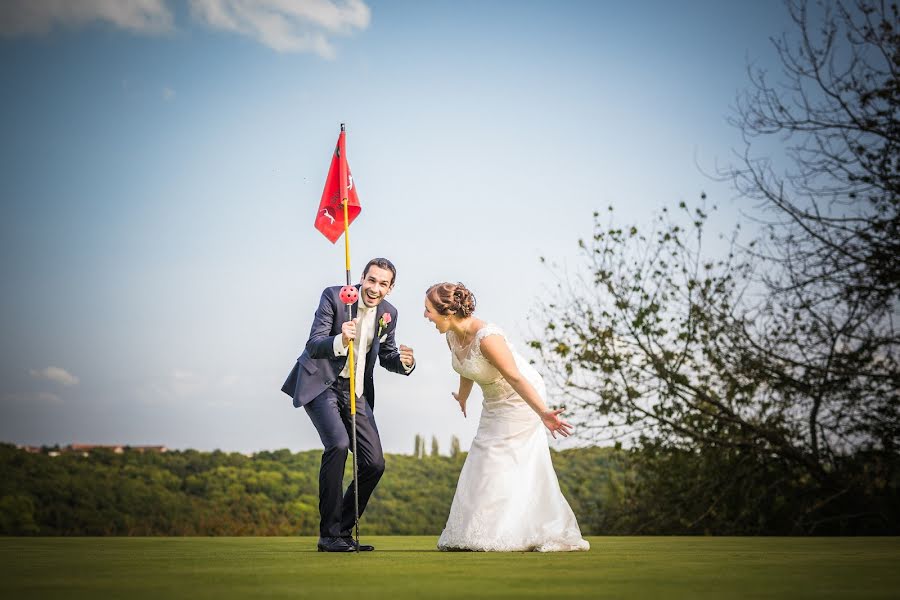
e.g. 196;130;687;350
1;536;898;599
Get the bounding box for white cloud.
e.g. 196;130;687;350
0;0;369;58
188;0;371;58
172;369;195;381
135;369;230;404
172;369;207;398
29;366;79;387
1;391;63;404
37;391;63;404
0;0;174;37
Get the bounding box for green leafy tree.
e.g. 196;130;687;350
530;0;899;535
449;436;461;459
413;434;425;459
0;443;623;535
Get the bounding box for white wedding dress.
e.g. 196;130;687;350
437;324;590;552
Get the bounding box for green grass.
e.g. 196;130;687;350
1;537;898;599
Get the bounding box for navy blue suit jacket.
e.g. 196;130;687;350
281;285;413;411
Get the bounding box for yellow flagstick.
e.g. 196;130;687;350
339;123;360;553
343;198;356;416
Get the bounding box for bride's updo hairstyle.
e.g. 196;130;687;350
426;282;476;318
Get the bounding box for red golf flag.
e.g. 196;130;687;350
314;129;360;243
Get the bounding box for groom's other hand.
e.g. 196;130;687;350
341;318;359;347
399;344;415;368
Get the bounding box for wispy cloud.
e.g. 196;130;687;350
0;0;369;58
29;366;79;387
0;0;174;37
134;368;245;405
37;391;63;403
172;369;207;398
188;0;371;58
162;86;176;101
1;391;63;404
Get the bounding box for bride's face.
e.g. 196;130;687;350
424;299;449;334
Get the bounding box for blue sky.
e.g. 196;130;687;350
0;0;792;454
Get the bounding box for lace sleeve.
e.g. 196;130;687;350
471;324;506;358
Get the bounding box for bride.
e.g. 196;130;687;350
425;282;590;552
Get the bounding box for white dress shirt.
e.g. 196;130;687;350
332;303;413;397
333;303;377;397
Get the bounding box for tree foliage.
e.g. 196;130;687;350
730;0;899;301
0;444;622;536
530;0;899;533
450;436;461;459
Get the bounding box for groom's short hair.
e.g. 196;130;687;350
363;258;396;285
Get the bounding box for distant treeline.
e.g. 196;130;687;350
0;443;623;536
1;443;896;536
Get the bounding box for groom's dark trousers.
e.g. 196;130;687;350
305;378;384;537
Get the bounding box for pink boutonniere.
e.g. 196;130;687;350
378;313;392;337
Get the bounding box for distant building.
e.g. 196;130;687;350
14;443;169;456
71;444;168;453
129;445;168;454
69;443;125;454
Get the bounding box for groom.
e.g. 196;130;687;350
282;257;415;552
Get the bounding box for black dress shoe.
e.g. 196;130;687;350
317;537;355;552
342;537;374;551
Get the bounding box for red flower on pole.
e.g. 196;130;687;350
314;129;361;243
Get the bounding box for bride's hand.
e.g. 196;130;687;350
451;392;467;418
541;408;574;438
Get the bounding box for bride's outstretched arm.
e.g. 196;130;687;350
452;376;473;417
480;335;574;438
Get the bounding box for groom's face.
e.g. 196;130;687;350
359;265;394;308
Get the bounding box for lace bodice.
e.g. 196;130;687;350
449;323;543;403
